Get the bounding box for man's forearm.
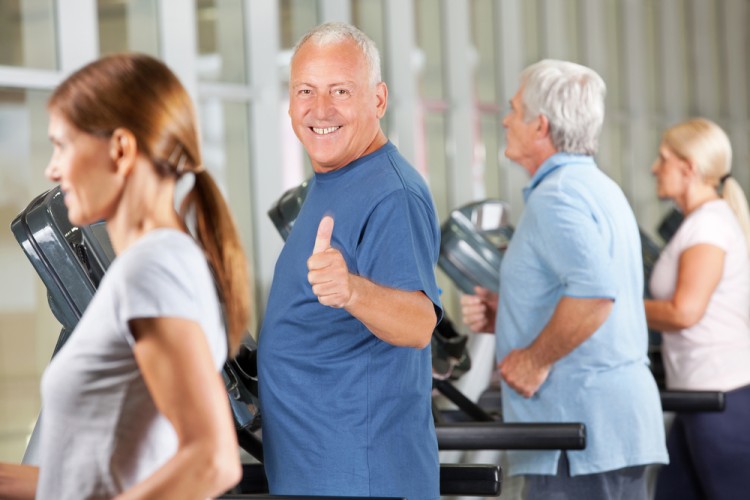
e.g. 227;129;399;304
528;296;613;366
345;275;437;348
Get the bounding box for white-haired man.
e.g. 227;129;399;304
462;59;668;499
258;22;442;500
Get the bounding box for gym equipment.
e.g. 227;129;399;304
476;387;725;417
657;207;684;243
12;186;261;463
438;200;513;294
13;186;500;497
229;462;502;497
439;199;725;415
268;182;586;453
436;422;586;451
431;314;472;381
267;178;311;241
11;187;113;356
660;390;725;412
267;179;477;383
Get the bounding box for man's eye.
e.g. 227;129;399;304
298;89;312;96
332;89;350;98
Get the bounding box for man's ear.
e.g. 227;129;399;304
536;114;550;138
375;81;388;119
109;128;138;177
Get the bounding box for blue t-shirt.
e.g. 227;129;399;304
258;142;442;499
497;153;668;476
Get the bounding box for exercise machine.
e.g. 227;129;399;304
12;186;501;498
268;182;587;454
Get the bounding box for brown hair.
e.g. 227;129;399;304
48;53;251;354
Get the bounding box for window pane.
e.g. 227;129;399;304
351;0;388;84
198;98;258;331
279;0;319;50
479;113;504;202
471;0;497;104
0;0;57;69
196;0;248;84
0;88;60;462
422;111;459;317
415;0;444;101
98;0;160;57
424;112;448;221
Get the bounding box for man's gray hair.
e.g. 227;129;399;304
520;59;606;156
292;21;382;87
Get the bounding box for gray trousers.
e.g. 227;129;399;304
523;452;648;500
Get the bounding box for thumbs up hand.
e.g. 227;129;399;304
307;216;352;308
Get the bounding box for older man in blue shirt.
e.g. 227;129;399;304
461;59;668;499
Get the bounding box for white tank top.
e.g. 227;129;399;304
650;200;750;391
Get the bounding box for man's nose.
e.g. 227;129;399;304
312;93;334;118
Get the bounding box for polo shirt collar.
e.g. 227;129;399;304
523;152;595;201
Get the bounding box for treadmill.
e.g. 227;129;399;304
268;182;587;453
438;199;724;417
11;186;501;498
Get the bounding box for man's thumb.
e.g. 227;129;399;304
312;215;334;254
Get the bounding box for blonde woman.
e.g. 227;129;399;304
646;118;750;499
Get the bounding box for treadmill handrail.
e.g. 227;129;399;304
436;422;586;450
660;390;725;412
230;463;502;498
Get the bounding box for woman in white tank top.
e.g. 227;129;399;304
646;118;750;500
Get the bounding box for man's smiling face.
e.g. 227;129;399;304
288;38;387;173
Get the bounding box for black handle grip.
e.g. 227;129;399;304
660;390;725;412
228;463;502;497
436;422;586;450
440;463;502;496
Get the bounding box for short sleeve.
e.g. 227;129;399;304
113;242;205;346
677;208;733;253
532;186;616;299
355;189;443;318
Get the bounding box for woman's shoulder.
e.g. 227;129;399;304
675;200;740;249
115;229;205;277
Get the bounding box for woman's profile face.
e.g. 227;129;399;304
651;143;690;201
45;111;121;226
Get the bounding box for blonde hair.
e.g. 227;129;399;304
49;53;251;355
663;118;750;250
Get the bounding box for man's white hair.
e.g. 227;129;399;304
520;59;606;156
292;21;382;87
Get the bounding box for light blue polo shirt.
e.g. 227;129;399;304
497;153;668;476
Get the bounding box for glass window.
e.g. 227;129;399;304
351;0;388;84
197;98;258;331
415;0;444;101
0;0;57;69
196;0;248;84
98;0;160;57
0;88;60;462
422;111;459;314
479;114;504;201
424;112;449;223
471;0;497;104
279;0;319;50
